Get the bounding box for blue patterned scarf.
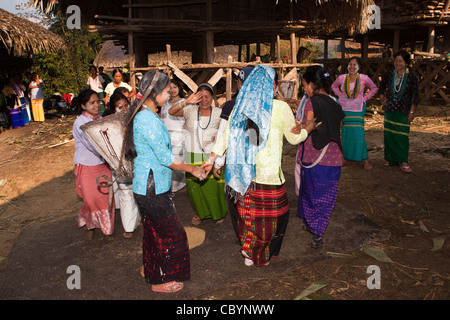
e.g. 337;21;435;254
225;65;275;196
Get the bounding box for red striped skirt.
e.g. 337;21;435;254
237;183;290;266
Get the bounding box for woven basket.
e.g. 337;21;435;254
80;110;133;181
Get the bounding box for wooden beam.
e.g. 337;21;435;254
207;68;224;87
168;61;198;92
123;0;218;8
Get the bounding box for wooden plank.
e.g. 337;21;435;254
207;68;225;87
226;55;233;101
168;61;198;92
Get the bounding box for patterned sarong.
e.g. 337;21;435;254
384;110;410;165
74;163;115;235
237;183;289;266
134;170;190;284
297;163;341;237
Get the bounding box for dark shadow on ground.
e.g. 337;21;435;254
0;164;390;300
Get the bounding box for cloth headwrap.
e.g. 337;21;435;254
224;64;275;196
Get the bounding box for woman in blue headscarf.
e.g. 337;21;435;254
202;65;315;267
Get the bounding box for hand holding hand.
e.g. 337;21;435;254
290;120;302;134
212;167;221;179
192;166;207;181
200;162;213;177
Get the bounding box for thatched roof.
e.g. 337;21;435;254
0;8;65;57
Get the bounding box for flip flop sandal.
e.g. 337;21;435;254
400;164;412;173
152;281;184;293
364;163;373;170
191;215;201;225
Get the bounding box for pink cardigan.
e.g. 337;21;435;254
331;74;378;112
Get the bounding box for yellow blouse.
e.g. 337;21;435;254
212;99;308;185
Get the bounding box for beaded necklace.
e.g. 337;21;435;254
197;106;212;130
392;68;409;101
344;74;360;99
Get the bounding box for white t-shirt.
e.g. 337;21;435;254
87;75;105;93
30;79;44;100
104;82;132;101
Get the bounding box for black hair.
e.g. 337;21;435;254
302;65;332;94
112;69;123;77
348;57;362;69
170;79;185;98
78;89;99;106
115;86;129;95
394;50;411;65
109;91;128;114
89;65;97;72
124;70;170;161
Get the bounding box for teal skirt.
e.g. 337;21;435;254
341;103;368;161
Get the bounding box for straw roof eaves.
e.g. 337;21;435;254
0;8;65;57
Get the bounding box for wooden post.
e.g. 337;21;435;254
291;32;297;64
427;26;435;54
276;35;281;63
246;42;250;62
128;0;135;93
270;35;276;62
362;33;369;59
226;55;233;101
205;0;214;63
323;38;328;62
393;29;400;53
340;37;346;59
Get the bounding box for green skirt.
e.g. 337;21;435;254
384;111;410;165
185;151;228;221
341;103;368;161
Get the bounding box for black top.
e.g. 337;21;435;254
220;99;236;120
378;70;419;114
310;94;346;151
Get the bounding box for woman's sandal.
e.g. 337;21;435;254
191;215;201;225
363;162;373;170
152;281;184;293
400;163;412;173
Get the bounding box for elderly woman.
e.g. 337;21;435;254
202;65;315;267
168;83;228;225
73;89;114;239
123;70;206;293
332;57;378;169
378;50;419;173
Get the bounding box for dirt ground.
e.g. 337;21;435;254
0;103;448;300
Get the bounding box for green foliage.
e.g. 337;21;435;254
32;13;103;99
